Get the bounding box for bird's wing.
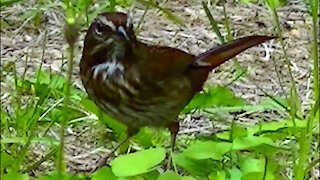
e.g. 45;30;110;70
134;42;196;81
133;36;274;82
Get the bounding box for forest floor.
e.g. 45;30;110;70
1;0;317;178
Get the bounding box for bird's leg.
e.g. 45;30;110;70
167;121;180;170
92;135;131;172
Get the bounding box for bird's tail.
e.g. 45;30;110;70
194;36;274;68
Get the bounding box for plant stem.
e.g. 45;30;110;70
270;7;300;126
22;147;58;173
263;156;268;180
294;0;319;179
57;43;74;177
310;0;319;106
295;99;319;180
202;2;224;44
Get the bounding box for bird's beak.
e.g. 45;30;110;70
118;26;130;40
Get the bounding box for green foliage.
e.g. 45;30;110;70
1;152;14;170
183;141;232;160
208;170;226;180
136;0;184;26
156;171;196;180
110;147;166;177
92;167;117;180
183;86;246;113
2;172;29;180
173;152;216;176
0;0;24;7
1;68;85;173
265;0;287;9
36;172;86;180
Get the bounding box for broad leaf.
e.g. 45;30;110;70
232;136;278;155
92;167;117;180
2;172;29;180
208;170;226;180
184;141;232;160
184;86;246;113
157;171;180;180
240;158;264;180
173;153;215;176
110;147;166;177
228;166;242;180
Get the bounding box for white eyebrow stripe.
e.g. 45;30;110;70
97;16;116;31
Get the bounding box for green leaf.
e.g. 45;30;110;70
135;127;157;148
228;166;242;180
92;167;117;180
142;171;160;180
80;98;100;115
75;0;93;12
110;147;166;177
208;170;226;180
2;172;29;180
181;176;197;180
50;74;66;90
232;136;277;155
240;157;278;180
1;0;23;7
232;135;274;149
289;86;302;118
216;126;248;142
204;97;287;115
1;137;59;146
240;158;264;180
38;70;51;85
184;86;246;113
239;0;259;3
265;0;287;9
1;152;14;169
36;172;86;180
157;171;180;180
1;107;8;126
173;153;215;176
183;141;232;160
247;119;307;136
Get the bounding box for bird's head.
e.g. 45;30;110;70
83;12;135;55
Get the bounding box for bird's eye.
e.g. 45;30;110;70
95;23;104;35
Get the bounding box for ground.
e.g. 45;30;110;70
1;0;316;177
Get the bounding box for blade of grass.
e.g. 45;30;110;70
309;0;319;105
22;147;58;173
202;2;224;44
35;29;47;86
270;6;301;126
295;98;319;180
137;5;149;29
136;0;184;26
271;54;288;100
222;4;242;70
12;28;48;172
